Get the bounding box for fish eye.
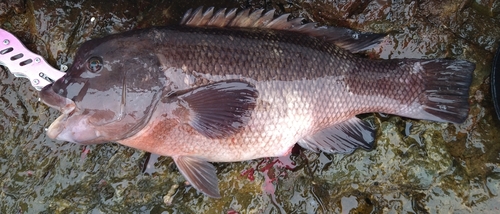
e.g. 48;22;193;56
87;57;103;73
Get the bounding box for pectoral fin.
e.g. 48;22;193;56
173;156;221;198
298;117;375;154
176;80;258;139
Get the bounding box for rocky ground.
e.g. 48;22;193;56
1;0;499;213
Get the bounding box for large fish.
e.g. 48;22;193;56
39;7;474;198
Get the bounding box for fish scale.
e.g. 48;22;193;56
129;76;374;158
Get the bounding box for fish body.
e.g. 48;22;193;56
39;8;474;198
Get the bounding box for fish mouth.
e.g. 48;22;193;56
40;84;102;144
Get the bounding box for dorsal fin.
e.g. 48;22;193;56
180;7;386;53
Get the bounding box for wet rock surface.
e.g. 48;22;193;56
1;0;499;213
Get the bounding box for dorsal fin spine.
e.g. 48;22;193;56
181;7;387;53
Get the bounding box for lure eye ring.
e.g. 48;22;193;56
87;56;103;73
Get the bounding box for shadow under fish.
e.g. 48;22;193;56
38;7;475;198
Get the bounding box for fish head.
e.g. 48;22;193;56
40;31;165;145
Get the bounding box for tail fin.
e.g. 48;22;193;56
406;59;474;123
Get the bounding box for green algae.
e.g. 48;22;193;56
1;0;500;213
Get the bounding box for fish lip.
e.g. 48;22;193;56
46;113;68;140
39;84;76;114
46;112;102;144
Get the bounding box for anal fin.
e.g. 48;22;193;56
173;156;221;198
298;117;375;154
